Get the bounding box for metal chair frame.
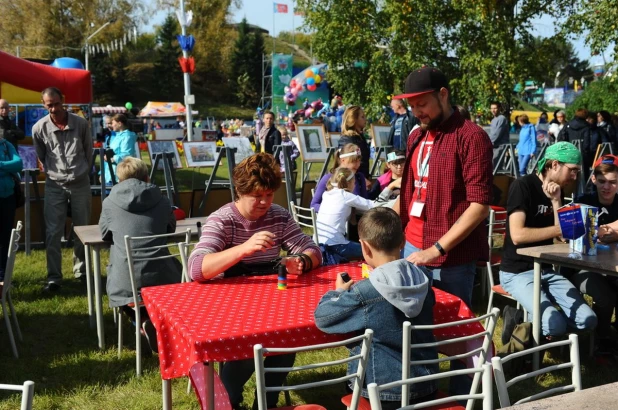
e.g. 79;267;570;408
289;201;319;245
0;380;34;410
253;329;373;410
1;221;23;359
491;333;582;407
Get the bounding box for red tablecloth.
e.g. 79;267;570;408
143;262;483;380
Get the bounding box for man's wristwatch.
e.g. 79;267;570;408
434;241;446;256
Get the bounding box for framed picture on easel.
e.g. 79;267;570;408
147;140;182;169
326;132;341;148
370;124;392;148
183;142;217;167
296;124;328;162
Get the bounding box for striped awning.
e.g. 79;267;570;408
92;106;128;115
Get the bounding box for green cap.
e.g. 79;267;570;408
537;142;582;173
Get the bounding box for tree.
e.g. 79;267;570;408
230;18;265;107
565;1;618;58
566;78;618;118
153;14;182;101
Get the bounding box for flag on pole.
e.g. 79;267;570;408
274;3;288;13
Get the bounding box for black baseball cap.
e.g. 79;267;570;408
393;66;450;100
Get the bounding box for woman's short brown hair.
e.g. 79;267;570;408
111;113;128;126
233;153;282;197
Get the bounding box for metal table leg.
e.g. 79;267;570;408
533;261;542;370
93;244;105;349
163;379;172;410
85;244;94;329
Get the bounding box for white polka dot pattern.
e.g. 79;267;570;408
142;262;487;380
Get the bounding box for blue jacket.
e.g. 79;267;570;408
0;139;24;198
314;260;437;401
102;129;137;185
516;123;537;156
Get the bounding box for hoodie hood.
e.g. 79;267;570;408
108;178;164;213
567;117;588;131
369;259;430;318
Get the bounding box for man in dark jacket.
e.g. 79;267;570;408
387;98;418;151
0;99;25;150
255;111;281;155
558;108;593;172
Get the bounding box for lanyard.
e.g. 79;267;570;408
415;132;432;200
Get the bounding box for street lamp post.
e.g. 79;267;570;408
179;0;194;141
85;18;117;71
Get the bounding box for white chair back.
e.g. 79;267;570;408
402;307;500;410
179;242;198;282
491;333;582;407
485;208;507;292
123;228;191;375
367;363;493;410
253;329;373;410
289;201;320;245
1;221;23;359
0;380;34;410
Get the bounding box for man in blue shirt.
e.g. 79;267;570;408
387;98;418;151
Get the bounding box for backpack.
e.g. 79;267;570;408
497;306;533;377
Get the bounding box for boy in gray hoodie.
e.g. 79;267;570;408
314;207;437;409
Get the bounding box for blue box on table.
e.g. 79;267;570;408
557;203;599;256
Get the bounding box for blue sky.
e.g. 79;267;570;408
145;0;608;66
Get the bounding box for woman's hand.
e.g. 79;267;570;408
599;225;618;243
242;231;276;256
283;256;305;275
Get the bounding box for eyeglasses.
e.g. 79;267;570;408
390;161;405;167
562;164;581;175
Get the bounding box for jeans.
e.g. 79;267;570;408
518;154;531;175
402;242;475;308
0;195;16;282
329;241;363;260
402;241;476;399
221;354;296;409
500;269;597;336
562;270;616;339
44;176;92;284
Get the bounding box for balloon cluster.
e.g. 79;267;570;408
283;66;325;106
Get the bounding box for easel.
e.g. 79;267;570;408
90;147;108;202
493;144;519;177
584;142;615;193
22;169;43;255
370;146;392;178
196;146;237;216
149;152;180;206
527;142;549;176
272;144;297;206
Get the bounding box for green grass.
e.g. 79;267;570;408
2;246;617;409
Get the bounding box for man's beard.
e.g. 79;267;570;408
419;105;445;131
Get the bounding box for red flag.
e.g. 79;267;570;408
273;3;288;13
178;57;195;74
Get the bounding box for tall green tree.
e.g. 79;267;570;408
153;14;182;101
230;18;265;106
565;1;618;58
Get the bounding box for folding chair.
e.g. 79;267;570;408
0;380;34;410
1;221;23;358
179;241;198;283
367;363;493;410
253;329;373;410
120;229;191;376
289;201;319;245
484;207;528;321
492;333;582;407
403;308;500;410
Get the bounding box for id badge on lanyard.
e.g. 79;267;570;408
410;138;431;218
410;200;425;217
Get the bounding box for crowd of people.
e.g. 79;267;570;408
2;66;618;409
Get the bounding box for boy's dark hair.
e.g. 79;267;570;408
358;207;403;253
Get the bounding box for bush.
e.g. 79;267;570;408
566;78;618;117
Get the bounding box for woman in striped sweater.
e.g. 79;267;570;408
188;152;322;410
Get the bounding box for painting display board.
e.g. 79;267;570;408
147;141;182;169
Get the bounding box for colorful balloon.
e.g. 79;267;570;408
312;67;320;75
307;84;317;91
306;77;316;86
314;75;322;84
305;69;314;78
125;102;133;110
284;86;290;93
290;79;297;88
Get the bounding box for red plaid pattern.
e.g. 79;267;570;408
400;110;493;267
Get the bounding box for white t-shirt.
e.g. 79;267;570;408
316;188;375;245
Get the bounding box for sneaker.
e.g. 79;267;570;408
501;305;523;345
141;320;158;354
42;282;61;293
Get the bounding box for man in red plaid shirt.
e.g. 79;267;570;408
393;67;493;309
